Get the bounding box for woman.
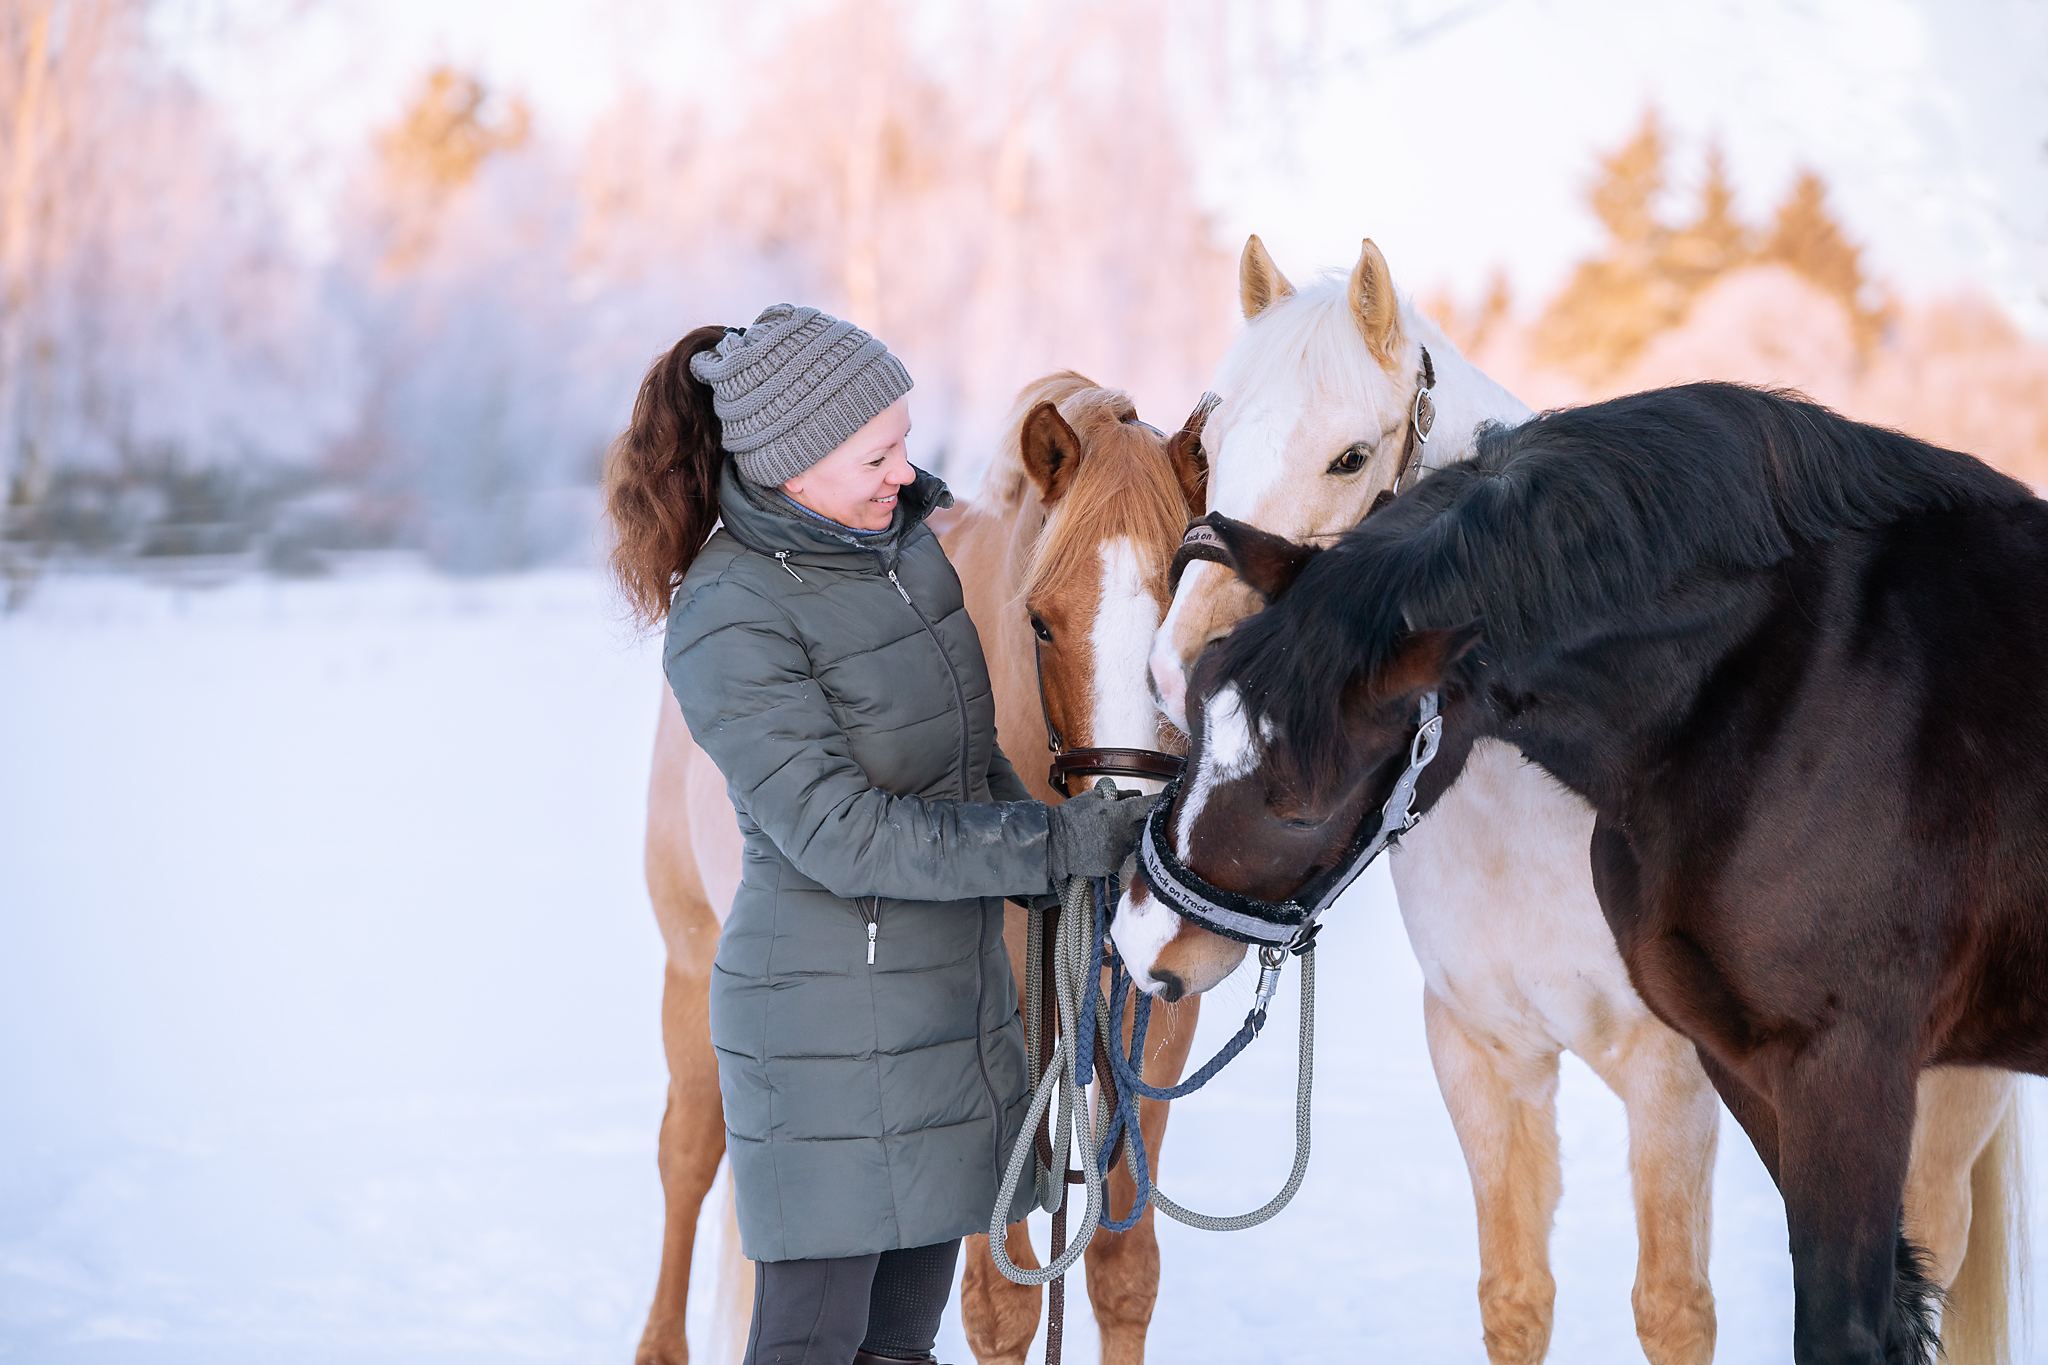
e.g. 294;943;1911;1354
605;305;1154;1365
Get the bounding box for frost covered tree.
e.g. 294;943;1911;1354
330;65;598;572
0;0;345;598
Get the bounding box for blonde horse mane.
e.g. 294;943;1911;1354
1001;375;1193;608
1209;272;1419;436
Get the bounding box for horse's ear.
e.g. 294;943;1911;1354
1166;392;1220;512
1349;238;1404;371
1374;622;1484;701
1209;513;1319;603
1021;400;1084;505
1240;234;1294;319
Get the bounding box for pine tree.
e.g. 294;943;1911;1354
1533;109;1690;378
1661;142;1750;293
1759;169;1887;353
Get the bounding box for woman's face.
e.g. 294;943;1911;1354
784;399;916;532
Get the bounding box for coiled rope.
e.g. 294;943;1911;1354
988;868;1318;1285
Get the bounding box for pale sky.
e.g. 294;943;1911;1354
156;0;2048;333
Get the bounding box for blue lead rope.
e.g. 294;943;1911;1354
1079;876;1290;1231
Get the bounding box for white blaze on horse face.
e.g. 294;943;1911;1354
1148;563;1215;734
1089;537;1169;794
1110;876;1180;994
1176;683;1260;861
1115;681;1261;995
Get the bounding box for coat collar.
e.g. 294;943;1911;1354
717;458;953;569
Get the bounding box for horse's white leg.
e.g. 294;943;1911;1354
638;695;737;1365
1904;1066;2022;1365
1084;992;1200;1365
1425;985;1563;1365
1575;1016;1718;1365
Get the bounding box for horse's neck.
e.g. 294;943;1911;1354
1407;314;1533;469
939;492;1057;800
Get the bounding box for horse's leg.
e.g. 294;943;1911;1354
1770;1037;1935;1365
1903;1067;2021;1365
962;1226;1045;1365
959;905;1051;1365
637;696;732;1365
636;960;728;1365
1577;1016;1718;1365
1084;992;1201;1365
1423;986;1563;1365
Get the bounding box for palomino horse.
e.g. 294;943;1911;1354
634;374;1209;1365
1137;383;2048;1364
1131;236;2025;1364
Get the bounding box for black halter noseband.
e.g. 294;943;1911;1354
1139;691;1443;950
1033;633;1185;796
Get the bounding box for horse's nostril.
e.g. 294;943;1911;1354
1152;969;1186;1004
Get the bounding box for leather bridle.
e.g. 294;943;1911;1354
1032;632;1184;797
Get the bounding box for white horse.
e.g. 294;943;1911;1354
1122;235;2027;1365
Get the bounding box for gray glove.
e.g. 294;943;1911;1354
1045;783;1161;883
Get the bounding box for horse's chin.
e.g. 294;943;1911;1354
1112;880;1250;1002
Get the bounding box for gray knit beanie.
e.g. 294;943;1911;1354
688;304;914;487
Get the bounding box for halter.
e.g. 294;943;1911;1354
1138;690;1443;949
1169;346;1436;594
1033;634;1185;796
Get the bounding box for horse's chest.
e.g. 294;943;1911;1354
1391;740;1649;1052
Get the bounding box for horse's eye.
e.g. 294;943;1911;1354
1327;443;1371;475
1031;615;1053;643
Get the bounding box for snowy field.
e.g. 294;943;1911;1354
3;568;2043;1363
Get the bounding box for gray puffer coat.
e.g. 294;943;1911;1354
664;462;1047;1262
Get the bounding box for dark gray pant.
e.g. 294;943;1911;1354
742;1239;961;1365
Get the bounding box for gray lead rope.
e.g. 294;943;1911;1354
1127;947;1314;1232
989;879;1317;1282
990;873;1112;1285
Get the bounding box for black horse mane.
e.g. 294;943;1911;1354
1215;382;2033;793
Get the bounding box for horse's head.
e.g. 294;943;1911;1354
1005;377;1214;795
1112;517;1482;999
1149;234;1530;732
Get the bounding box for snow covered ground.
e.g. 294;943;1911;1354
2;568;2042;1363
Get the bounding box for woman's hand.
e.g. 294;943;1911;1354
1046;783;1160;882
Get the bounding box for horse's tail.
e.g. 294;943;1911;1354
1943;1092;2030;1365
707;1160;755;1365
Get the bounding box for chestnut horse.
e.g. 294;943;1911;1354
634;374;1210;1365
1135;383;2047;1364
1135;237;2026;1364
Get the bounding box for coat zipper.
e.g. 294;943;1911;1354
857;897;879;963
885;558;1004;1177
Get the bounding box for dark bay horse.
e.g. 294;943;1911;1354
1121;382;2048;1365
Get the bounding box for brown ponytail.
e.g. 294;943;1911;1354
604;326;731;628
